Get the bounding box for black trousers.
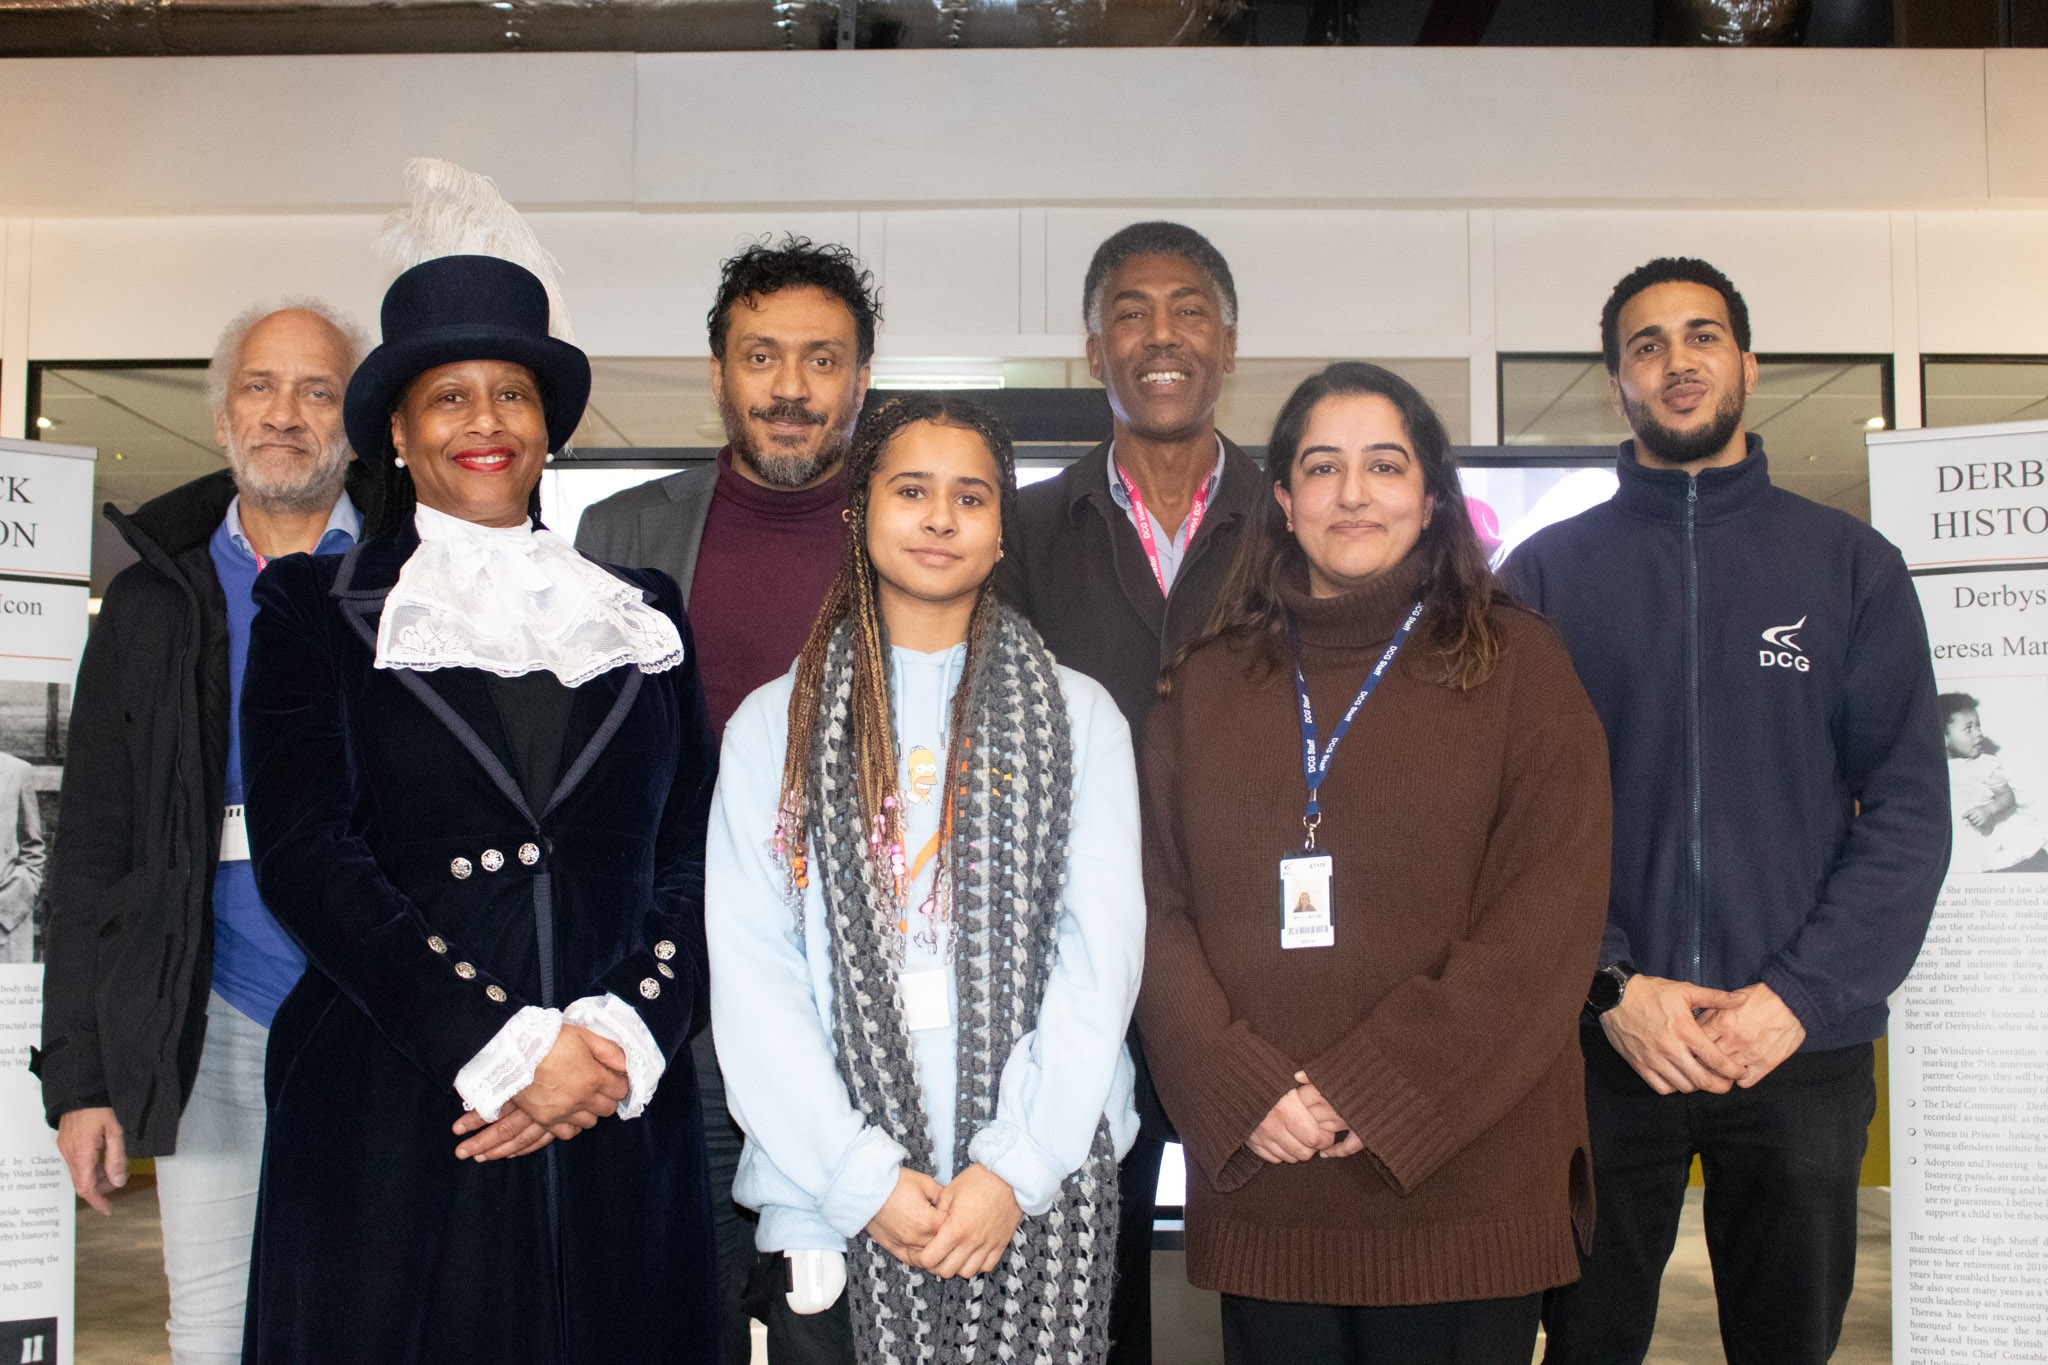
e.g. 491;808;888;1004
747;1254;856;1365
1221;1293;1542;1365
1541;1023;1876;1365
1109;1127;1167;1365
695;1031;757;1365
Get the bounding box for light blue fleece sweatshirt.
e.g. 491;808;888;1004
707;643;1144;1254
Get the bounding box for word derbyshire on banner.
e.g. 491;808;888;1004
1870;418;2048;1365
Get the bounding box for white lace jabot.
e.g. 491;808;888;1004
375;504;683;687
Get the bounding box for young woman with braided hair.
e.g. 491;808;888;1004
706;392;1145;1365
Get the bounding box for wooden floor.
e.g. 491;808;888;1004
78;1182;1892;1364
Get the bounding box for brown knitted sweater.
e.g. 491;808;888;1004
1135;560;1611;1306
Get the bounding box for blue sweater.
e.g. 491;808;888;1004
1500;438;1949;1052
207;494;358;1027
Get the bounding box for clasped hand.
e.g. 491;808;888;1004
1248;1071;1362;1164
1601;975;1804;1094
451;1024;630;1162
865;1164;1023;1279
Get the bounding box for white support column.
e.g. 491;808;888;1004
0;219;30;440
1466;209;1498;446
1890;210;1922;431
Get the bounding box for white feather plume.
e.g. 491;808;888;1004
376;157;575;343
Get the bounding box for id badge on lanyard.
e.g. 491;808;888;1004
219;804;251;862
1279;602;1423;951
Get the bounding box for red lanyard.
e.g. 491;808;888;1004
1116;464;1209;597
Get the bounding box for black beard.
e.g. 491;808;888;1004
1622;384;1746;467
720;392;853;489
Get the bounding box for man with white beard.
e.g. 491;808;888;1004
38;303;370;1364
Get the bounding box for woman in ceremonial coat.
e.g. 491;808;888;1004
239;253;719;1363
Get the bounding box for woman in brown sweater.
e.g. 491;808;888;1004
1136;362;1612;1364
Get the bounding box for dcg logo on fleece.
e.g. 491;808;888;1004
1759;617;1810;672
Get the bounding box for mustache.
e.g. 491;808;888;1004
244;435;319;454
749;400;827;427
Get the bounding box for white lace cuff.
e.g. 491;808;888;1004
564;993;666;1121
454;1006;563;1121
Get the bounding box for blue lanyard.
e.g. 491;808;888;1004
1288;601;1424;850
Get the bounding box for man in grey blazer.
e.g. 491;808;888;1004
0;752;45;964
576;234;877;1365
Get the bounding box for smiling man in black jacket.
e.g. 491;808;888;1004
37;302;376;1365
996;221;1266;1364
1501;258;1948;1365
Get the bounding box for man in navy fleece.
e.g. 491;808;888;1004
1502;257;1948;1365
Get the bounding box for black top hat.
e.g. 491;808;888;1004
344;254;591;465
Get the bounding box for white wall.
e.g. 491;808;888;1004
3;48;2048;443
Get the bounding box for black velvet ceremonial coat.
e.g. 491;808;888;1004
237;522;720;1364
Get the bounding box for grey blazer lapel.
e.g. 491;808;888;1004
654;464;717;607
571;462;718;609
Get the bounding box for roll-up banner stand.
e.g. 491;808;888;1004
1869;418;2048;1365
0;436;92;1365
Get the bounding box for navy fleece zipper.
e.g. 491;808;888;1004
1685;476;1704;985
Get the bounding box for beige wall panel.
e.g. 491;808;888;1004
873;210;1022;341
27;216;390;360
1044;209;1470;343
0;55;636;215
635;49;1987;209
1987;51;2048;200
1494;212;1896;354
1915;212;2048;355
529;211;864;357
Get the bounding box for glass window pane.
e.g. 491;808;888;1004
1218;358;1470;447
1923;358;2048;431
31;363;213;595
1499;354;1889;522
572;355;1470;450
35;354;1473;589
1499;356;1630;449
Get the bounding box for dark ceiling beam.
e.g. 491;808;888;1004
1893;0;1999;45
1416;0;1504;43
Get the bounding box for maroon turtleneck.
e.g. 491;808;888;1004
688;447;849;736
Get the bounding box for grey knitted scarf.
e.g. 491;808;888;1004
805;602;1120;1365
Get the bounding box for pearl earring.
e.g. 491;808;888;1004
393;456;406;469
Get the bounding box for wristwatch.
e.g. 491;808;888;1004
1586;961;1637;1015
